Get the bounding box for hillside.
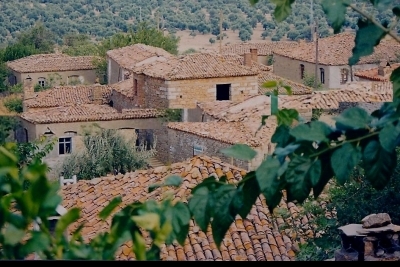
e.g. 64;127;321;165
1;0;398;52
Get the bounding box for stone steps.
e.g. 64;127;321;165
146;156;165;168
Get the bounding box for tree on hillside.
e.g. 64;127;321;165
15;22;55;54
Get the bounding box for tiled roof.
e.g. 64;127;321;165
274;33;400;65
258;72;313;95
6;53;97;73
219;53;272;72
220;42;300;56
198;81;392;122
354;63;400;81
133;52;260;80
167;121;268;147
60;155;324;261
111;78;134;99
106;44;174;70
20;105;163;124
23;85;112;108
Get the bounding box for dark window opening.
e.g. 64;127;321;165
341;68;349;84
320;68;325;84
59;137;72;155
135;129;140;147
109;100;114;107
134;79;138;96
216;84;231;101
48;219;58;236
24;128;28;142
300;64;305;79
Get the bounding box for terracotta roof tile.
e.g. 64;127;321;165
354;63;400;81
133;52;259;80
20;105;164;124
274;33;400;65
111;78;134;99
106;43;174;69
60;155;321;261
6;53;97;73
23;84;112;108
258;71;313;95
167;120;271;147
220;42;300;56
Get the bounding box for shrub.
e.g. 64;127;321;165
3;96;23;113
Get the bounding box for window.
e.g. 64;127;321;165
58;137;72;155
300;64;305;79
193;144;204;156
24;128;28;143
134;79;138;96
341;68;349;84
320;68;325;84
216;84;231;101
38;77;46;87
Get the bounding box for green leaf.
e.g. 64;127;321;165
393;6;400;17
313;152;335;198
290;121;332;143
362;140;396;190
262;80;277;88
271;0;295;22
188;186;212;232
331;143;362;184
282;85;292;95
321;0;350;34
3;224;25;245
55;207;80;239
379;123;400;152
349;19;386;66
219;144;257;161
276;109;299;126
211;184;237;248
237;172;260;219
274;144;300;159
132;231;147;260
22;231;51;255
285;156;318;203
249;0;259;5
256;156;282;212
171;202;190;246
334;107;372;130
369;0;393;10
132;213;160;231
271;94;278;115
390;66;400;99
164;175;183;187
99;196;122;221
148;183;161;193
271;124;293;147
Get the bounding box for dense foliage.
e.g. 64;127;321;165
1;0;400;261
0;0;397;46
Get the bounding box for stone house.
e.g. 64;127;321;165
126;52;261;113
354;62;400;82
220;41;299;65
106;44;175;84
18;82;164;174
273;33;400;89
155;81;392;169
6;53;98;87
60;154;324;261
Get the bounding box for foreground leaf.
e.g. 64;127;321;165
55;207;81;240
271;0;295;22
236;172;260;219
321;0;350;33
220;144;257;161
331;143;362;184
349;19;386;65
170;202;191;246
99;197;122;221
390;66;400;99
290;121;332;143
379;123;400;152
362;140;396;190
334;107;372;130
256;157;282;212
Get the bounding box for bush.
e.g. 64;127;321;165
59;127;156;180
3;96;23;113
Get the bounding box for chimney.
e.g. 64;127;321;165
23;77;35;101
244;53;252;67
250;48;258;63
92;83;103;105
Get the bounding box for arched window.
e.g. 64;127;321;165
341;69;349;84
38;77;46;87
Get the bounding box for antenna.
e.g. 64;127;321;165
219;10;223;54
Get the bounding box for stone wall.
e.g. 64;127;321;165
144;76;169;109
166;76;259;109
18;70;97;87
110;89;136;111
